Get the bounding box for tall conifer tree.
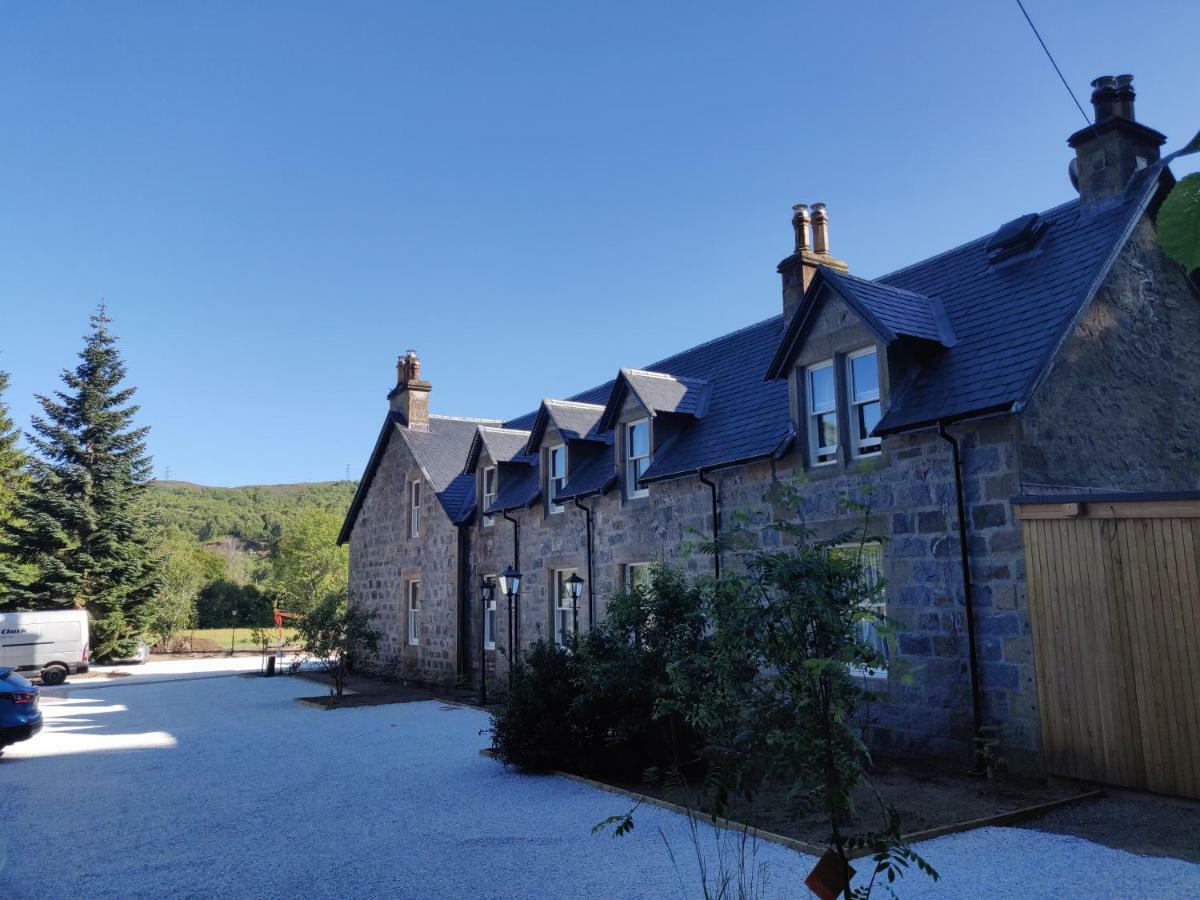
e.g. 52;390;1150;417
2;307;160;657
0;369;29;591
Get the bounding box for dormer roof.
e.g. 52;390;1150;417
596;368;712;434
463;426;534;474
522;399;608;455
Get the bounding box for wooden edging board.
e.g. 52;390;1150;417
476;748;1105;860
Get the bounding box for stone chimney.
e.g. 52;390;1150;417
1068;74;1166;203
388;349;432;429
778;202;848;322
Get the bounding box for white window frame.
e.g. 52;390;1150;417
551;567;578;648
625;419;650;499
547;444;567;514
481;466;497;527
806;360;838;466
831;542;887;680
409;479;421;538
847;347;882;459
625;562;652;592
483;573;497;650
407;580;421;645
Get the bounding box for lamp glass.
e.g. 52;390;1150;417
498;565;521;597
565;572;584;601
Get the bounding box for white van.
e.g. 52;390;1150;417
0;609;90;686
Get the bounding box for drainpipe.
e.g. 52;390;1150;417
456;524;471;683
937;422;985;772
573;496;596;628
697;468;721;579
502;510;521;662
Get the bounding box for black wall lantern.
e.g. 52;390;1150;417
564;572;585;637
478;576;495;706
498;564;521;687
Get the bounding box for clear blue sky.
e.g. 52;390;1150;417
1;1;1196;486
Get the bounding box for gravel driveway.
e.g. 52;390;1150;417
1;665;1198;899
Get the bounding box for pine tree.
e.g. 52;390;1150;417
1;307;161;657
0;369;29;591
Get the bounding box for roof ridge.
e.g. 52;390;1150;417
430;414;504;424
828;268;936;301
480;425;532;435
875;195;1082;284
623;367;709;385
543;398;605;409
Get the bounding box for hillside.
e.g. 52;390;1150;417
150;480;357;545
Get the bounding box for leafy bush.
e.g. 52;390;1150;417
195;579;273;628
489;638;581;772
490;567;707;779
295;593;382;702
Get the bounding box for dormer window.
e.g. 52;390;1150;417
625;419;650;499
481;466;497;527
806;361;838;465
847;348;881;458
547;444;567;513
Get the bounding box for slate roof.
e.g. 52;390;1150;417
819;269;956;347
464;426;534;473
484;463;541;515
500;315;792;485
767;166;1168;436
596;369;713;433
344;167;1170;543
438;472;478;525
338;413;498;543
523;399;608;455
554;452;619;501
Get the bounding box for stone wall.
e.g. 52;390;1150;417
347;430;460;683
765;416;1037;768
1020;214;1200;492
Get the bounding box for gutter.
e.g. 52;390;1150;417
937;421;985;772
697;468;721;579
573;496;597;626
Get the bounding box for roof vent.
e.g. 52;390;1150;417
985;213;1047;264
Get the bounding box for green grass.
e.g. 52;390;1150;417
171;627;299;651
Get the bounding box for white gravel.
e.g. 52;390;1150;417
1;665;1197;899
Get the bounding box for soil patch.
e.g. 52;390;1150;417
599;756;1091;848
1020;787;1200;863
293;669;497;710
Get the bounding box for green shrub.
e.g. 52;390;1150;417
490;567;707;780
489;638;582;772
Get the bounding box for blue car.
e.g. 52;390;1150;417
0;667;42;756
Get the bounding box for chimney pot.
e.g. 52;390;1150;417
1090;75;1119;122
791;204;811;253
1112;74;1136;120
389;349;431;427
778;201;847;322
811;203;830;255
1069;73;1164;203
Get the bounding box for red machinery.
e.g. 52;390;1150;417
273;609;306;641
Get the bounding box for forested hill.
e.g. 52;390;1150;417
149;480;357;544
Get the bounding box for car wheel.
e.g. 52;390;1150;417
41;665;68;686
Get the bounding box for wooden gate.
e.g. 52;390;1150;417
1016;496;1200;798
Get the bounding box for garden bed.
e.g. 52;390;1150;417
294;668;494;710
591;756;1096;849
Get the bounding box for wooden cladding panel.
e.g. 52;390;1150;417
1022;512;1200;799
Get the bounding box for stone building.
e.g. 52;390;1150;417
340;75;1198;770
